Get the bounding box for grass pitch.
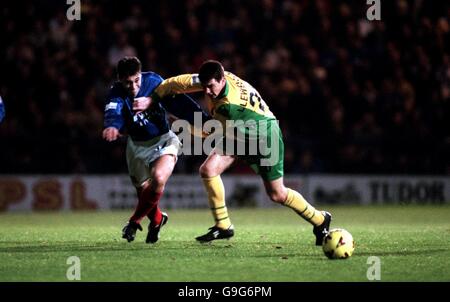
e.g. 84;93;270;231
0;205;449;281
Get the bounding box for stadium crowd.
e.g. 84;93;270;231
0;0;448;175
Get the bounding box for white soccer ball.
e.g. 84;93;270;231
322;228;355;259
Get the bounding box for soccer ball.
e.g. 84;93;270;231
322;228;355;259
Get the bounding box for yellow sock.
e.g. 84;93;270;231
202;175;232;229
284;188;324;226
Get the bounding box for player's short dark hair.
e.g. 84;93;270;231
199;60;224;84
117;57;142;79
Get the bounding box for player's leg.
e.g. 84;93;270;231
144;154;176;243
145;131;181;243
146;154;176;223
263;178;332;245
145;155;176;226
195;149;236;242
254;120;331;245
122;133;178;243
122;137;153;242
121;181;149;242
263;177;324;224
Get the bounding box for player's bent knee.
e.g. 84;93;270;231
199;163;215;178
151;172;168;191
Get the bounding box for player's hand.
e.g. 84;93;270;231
102;127;121;142
133;96;153;113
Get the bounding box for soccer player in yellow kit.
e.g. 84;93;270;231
137;60;332;245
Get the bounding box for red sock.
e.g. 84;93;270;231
129;188;162;224
148;206;163;227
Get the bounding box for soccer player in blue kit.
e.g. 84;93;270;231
103;57;208;244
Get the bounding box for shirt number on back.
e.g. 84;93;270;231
249;92;266;112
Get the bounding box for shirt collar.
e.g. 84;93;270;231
216;80;229;99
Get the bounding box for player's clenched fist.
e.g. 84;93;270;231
132;96;153;113
102;127;120;142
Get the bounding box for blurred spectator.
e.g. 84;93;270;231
0;96;5;123
0;0;448;175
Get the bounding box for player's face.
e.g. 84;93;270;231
120;73;141;97
202;77;226;99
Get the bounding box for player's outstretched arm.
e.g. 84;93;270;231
103;89;125;137
162;93;211;138
154;74;202;98
161;94;210;124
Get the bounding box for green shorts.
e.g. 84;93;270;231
216;119;284;181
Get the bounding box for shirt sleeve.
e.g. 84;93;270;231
103;92;125;130
154;74;203;98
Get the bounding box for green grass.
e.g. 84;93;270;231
0;205;449;281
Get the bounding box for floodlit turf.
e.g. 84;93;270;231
0;205;449;281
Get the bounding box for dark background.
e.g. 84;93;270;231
0;0;448;175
